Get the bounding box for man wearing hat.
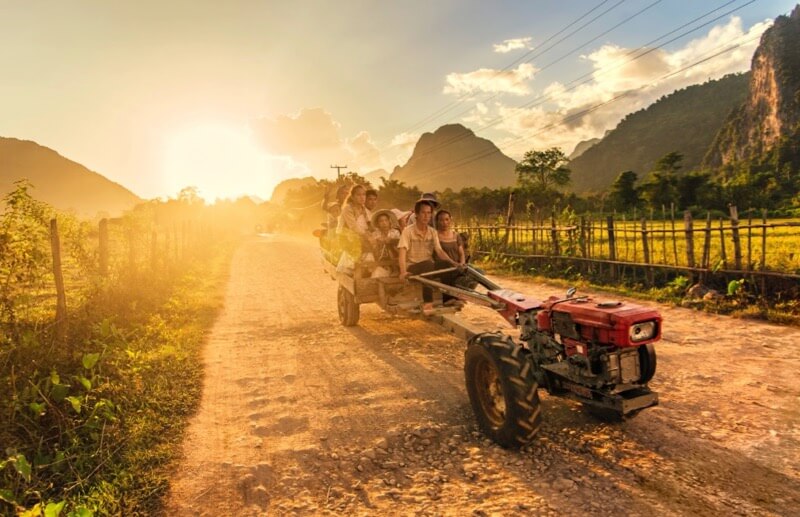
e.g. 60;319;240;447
397;195;460;314
407;192;439;227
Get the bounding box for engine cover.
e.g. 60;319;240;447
540;297;661;347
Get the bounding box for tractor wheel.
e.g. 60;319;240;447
638;343;657;384
337;286;360;326
464;334;542;448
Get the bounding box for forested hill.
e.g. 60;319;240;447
0;137;141;217
569;73;750;193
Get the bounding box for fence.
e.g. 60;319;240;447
0;203;214;356
459;205;800;297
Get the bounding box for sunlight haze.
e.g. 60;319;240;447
1;0;797;200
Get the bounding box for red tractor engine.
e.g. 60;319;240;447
486;288;660;420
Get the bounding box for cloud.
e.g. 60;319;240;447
253;107;385;177
345;131;382;170
494;37;533;53
479;16;771;159
443;63;537;96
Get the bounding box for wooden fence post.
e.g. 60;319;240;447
641;218;652;284
684;211;695;270
718;218;728;269
701;212;712;270
661;205;666;264
551;213;560;256
607;215;616;279
50;219;68;347
503;191;515;250
729;205;742;270
670;203;678;266
761;209;768;294
747;210;753;270
99;218;109;277
700;212;711;283
579;216;587;258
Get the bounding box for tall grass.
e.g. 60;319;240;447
0;182;244;515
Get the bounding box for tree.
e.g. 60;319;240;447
376;177;421;210
515;147;571;191
641;152;683;209
515;147;571;214
677;171;715;209
608;170;640;212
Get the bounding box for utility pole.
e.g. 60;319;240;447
330;164;348;178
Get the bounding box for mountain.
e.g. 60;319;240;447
0;137;140;217
270;176;317;204
390;124;517;192
569;137;601;159
704;6;800;167
568;74;750;193
363;168;389;186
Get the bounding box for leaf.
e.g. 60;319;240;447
82;353;100;370
100;318;111;337
44;501;66;517
0;488;16;504
50;371;61;385
50;384;69;402
65;396;82;414
68;508;94;517
20;504;43;517
77;375;92;391
14;454;32;482
29;401;46;416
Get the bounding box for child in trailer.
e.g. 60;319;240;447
368;209;401;278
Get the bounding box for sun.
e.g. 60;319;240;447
160;123;276;202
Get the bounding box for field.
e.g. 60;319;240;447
464;215;800;275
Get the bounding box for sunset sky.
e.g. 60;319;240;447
1;0;797;201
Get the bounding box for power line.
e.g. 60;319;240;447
399;0;624;135
408;0;666;158
399;0;754;166
414;29;764;181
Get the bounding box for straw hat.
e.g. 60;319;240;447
371;208;398;228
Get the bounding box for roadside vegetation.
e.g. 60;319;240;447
0;183;259;515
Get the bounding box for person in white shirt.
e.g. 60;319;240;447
397;197;459;314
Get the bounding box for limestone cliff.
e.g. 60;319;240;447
705;5;800;166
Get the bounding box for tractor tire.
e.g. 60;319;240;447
638;343;657;384
464;334;542;448
337;286;360;326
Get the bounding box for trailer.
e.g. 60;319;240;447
321;245;661;447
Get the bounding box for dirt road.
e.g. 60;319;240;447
165;234;800;516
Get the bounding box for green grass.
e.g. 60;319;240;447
1;234;235;516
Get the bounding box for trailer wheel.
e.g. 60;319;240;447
337;286;359;326
464;334;542;448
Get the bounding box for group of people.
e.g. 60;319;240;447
325;184;468;314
